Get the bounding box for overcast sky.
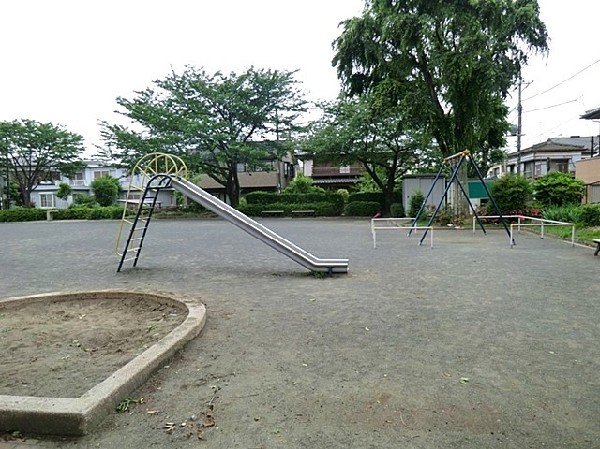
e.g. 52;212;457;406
1;0;599;155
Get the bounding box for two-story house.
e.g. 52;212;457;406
31;160;177;209
489;136;598;179
31;161;124;209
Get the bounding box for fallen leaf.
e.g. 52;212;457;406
203;416;216;428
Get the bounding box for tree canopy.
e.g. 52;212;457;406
91;175;121;207
332;0;548;169
0;119;84;207
307;89;433;213
101;66;307;206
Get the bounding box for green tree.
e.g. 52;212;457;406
307;92;430;214
56;182;72;201
490;174;532;213
332;0;548;168
0;119;84;207
533;172;585;207
91;175;121;207
101;66;306;207
284;173;324;194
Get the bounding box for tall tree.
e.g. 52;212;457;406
101;66;307;207
332;0;548;168
307;86;434;213
0;119;84;207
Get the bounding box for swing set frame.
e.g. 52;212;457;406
409;150;513;246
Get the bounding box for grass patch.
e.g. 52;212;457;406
522;224;600;245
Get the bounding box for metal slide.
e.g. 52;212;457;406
171;177;349;274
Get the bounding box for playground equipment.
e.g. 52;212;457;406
115;153;349;274
410;150;512;245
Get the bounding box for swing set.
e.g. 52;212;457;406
409;150;514;246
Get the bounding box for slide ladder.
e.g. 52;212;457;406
116;174;171;272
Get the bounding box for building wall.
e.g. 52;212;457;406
402;176;446;215
575;157;600;204
575;157;600;184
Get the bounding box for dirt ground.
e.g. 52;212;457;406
0;296;185;397
0;219;599;449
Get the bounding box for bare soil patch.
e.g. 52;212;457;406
0;295;186;398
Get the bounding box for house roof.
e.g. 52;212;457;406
580;107;600;120
506;136;598;156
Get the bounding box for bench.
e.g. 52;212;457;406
291;209;315;216
594;239;600;256
262;210;284;216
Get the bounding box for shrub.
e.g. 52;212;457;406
56;182;72;201
73;193;97;207
541;204;581;224
91;175;121;207
489;174;532;214
283;174;325;194
390;202;405;218
409;190;425;218
348;192;384;207
344;201;381;217
533;172;585;207
336;189;350;203
53;207;92;220
0;208;46;222
578;204;600;226
243;191;345;214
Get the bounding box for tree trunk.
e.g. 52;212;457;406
226;167;240;208
452;161;469;223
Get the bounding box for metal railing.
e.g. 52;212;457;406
370;218;433;249
472;215;575;248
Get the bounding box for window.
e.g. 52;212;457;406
94;170;110;179
71;172;85;186
39;193;55;208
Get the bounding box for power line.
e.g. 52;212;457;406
523;97;581;113
522;57;600;102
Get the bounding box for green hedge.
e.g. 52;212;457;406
344;201;381;217
347;191;402;207
390;202;405;218
0;206;125;222
578;204;600;226
0;208;46;222
245;191;344;208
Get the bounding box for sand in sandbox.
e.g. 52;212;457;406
0;296;186;398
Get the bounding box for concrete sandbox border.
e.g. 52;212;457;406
0;290;207;436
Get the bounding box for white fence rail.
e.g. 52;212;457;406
473;215;575;248
370;218;433;249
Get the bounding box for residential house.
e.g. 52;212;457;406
31;160;176;209
295;151;364;190
32;161;120;209
197;153;296;202
489;136;598;179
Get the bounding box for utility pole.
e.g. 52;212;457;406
516;75;522;176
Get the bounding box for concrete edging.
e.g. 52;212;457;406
0;290;207;436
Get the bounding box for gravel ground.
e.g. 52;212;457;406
0;218;599;449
